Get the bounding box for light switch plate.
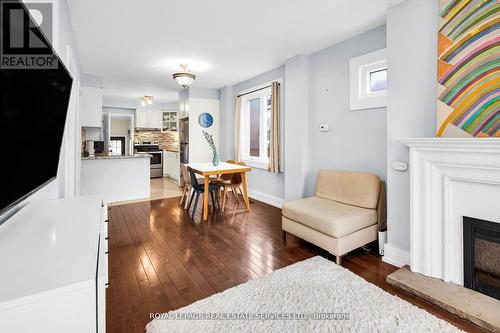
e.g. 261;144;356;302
319;124;329;132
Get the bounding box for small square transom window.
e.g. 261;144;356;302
350;49;387;111
369;68;387;93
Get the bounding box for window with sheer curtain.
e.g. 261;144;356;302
240;86;272;169
235;81;281;172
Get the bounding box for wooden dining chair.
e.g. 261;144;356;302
218;159;236;180
217;161;246;211
212;159;236;201
179;164;191;208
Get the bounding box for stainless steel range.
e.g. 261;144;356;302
134;142;163;178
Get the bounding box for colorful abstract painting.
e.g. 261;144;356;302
437;0;499;138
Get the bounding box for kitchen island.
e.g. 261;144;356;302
81;155;150;204
81;154;151;160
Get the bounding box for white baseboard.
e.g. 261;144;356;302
382;243;410;268
248;188;284;208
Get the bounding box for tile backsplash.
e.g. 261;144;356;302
135;131;179;151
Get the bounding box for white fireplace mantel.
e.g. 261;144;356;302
401;138;500;285
402;137;500;151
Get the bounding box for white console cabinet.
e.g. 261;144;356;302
0;196;108;333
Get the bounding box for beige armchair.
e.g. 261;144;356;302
282;170;386;265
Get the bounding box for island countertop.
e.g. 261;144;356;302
81;154;151;160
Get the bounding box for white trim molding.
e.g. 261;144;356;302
382;243;410;268
401;138;500;285
248;188;284;209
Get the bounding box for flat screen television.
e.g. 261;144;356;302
0;0;73;217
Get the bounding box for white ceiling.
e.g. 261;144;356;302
68;0;401;105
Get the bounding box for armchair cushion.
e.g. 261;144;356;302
315;170;381;209
282;197;377;238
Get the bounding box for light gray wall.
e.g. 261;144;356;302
219;26;388;202
219;66;285;199
385;0;437;263
82;74;103;88
161;101;179;110
306;26;387;196
180;87;220;100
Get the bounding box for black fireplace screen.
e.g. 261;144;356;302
463;216;500;300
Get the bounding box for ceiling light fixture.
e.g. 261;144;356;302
140;95;153;106
172;64;196;88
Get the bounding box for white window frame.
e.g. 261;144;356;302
349;48;387;111
240;86;272;170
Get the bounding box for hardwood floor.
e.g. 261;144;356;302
106;196;487;333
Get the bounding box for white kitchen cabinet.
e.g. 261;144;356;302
81;86;103;127
162;111;178;132
135;109;163;129
151;111;163;128
164;151;180;182
163;153;168;176
135;110;149;128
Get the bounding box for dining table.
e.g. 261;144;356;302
187;162;252;221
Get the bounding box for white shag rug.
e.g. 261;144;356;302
146;256;462;333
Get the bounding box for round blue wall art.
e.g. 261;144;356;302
198;112;213;128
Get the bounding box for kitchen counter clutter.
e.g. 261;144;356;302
81;154;151;160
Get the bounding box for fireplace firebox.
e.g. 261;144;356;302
463;216;500;300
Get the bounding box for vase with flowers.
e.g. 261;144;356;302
202;131;220;166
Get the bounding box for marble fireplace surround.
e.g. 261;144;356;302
401;138;500;285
